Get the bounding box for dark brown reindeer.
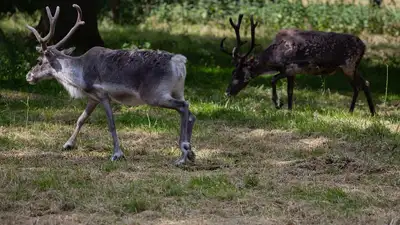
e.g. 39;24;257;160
26;4;195;165
220;14;376;116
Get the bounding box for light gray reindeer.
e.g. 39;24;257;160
220;14;376;116
25;4;195;165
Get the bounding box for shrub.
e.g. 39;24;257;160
106;0;400;36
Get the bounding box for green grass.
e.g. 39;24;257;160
0;12;400;225
188;174;239;200
288;185;367;214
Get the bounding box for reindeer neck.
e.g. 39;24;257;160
53;56;82;82
52;54;86;98
248;53;279;77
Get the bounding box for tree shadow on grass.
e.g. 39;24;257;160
0;27;400;95
3;95;398;145
248;59;400;98
101;26;400;95
1;26;399;132
1;105;399;169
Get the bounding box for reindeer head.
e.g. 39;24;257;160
26;4;85;84
220;14;258;96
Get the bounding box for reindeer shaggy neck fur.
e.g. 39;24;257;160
221;15;375;116
26;4;196;165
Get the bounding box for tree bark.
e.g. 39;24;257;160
34;0;104;54
0;27;5;41
109;0;121;24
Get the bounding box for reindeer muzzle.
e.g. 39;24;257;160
26;74;37;84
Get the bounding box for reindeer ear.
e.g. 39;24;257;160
61;47;76;55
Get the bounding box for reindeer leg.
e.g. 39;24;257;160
358;73;376;116
100;97;125;161
157;96;193;165
349;79;359;114
63;99;98;150
271;73;287;109
343;67;361;114
186;111;196;162
287;76;295;110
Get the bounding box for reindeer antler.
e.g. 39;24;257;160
243;15;258;58
220;14;259;61
51;4;85;49
26;4;85;51
26;6;60;51
220;14;248;59
229;14;248;57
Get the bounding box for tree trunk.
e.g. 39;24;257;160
34;0;104;54
0;27;5;41
109;0;121;24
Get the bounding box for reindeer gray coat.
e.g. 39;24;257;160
26;4;196;165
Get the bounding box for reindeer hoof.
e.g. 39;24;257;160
187;150;196;162
111;152;125;161
174;152;195;166
174;158;186;166
174;142;195;166
62;142;75;150
174;151;195;166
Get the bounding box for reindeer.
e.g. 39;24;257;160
220;14;376;116
25;4;196;165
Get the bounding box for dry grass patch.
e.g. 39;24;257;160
1;119;399;224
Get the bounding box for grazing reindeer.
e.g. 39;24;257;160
220;14;376;116
25;4;196;165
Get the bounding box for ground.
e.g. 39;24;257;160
1;14;400;225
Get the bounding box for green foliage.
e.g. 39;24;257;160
106;0;400;35
0;32;36;81
0;0;44;14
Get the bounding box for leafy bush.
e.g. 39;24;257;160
108;0;400;36
0;32;36;80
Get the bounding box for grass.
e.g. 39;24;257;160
288;185;366;214
1;12;400;225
